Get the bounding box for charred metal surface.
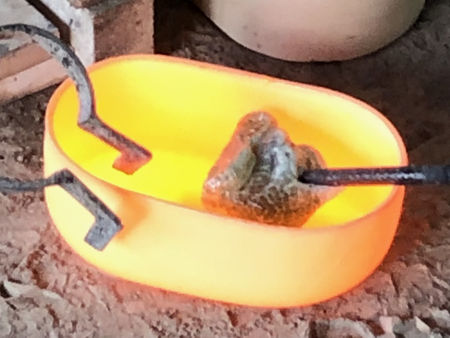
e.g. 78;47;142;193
25;0;72;44
300;165;450;186
55;170;122;250
0;24;151;174
0;169;122;250
0;175;60;192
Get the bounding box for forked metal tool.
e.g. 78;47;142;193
0;24;151;250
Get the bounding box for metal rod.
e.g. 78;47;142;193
0;170;122;250
1;164;447;250
0;24;151;174
299;165;450;186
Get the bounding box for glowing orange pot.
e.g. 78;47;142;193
43;55;407;308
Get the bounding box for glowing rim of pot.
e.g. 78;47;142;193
43;54;408;307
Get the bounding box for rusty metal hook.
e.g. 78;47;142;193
0;171;122;250
0;24;151;174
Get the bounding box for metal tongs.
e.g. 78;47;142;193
0;24;448;251
0;24;151;250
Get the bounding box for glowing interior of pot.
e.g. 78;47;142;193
50;56;404;228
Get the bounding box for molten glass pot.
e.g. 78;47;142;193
43;54;407;307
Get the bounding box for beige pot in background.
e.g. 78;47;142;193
193;0;425;62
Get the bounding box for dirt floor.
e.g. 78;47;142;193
1;0;449;337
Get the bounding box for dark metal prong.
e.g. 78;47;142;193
54;170;122;250
0;170;123;250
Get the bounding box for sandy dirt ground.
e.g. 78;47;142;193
0;0;449;337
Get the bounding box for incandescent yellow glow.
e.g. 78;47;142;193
44;55;407;307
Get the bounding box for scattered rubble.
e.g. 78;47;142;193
315;318;375;338
429;308;450;331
